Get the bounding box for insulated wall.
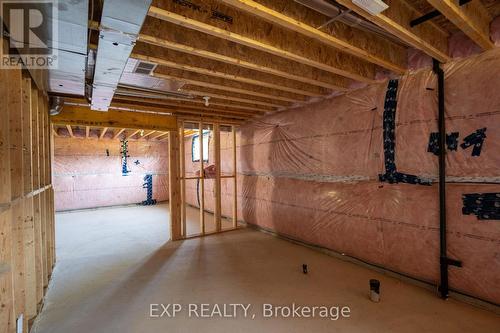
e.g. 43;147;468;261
53;138;169;211
237;48;500;305
183;130;235;218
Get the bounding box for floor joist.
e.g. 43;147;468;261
150;67;305;103
219;0;407;73
426;0;494;50
335;0;450;62
90;20;348;92
148;4;377;82
132;49;325;98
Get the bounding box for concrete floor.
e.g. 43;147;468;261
32;204;500;333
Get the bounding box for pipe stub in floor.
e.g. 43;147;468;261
370;279;380;302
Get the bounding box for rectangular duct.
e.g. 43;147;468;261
91;0;153;111
43;0;88;95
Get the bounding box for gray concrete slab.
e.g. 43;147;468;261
31;204;500;333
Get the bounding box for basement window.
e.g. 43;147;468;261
192;130;209;162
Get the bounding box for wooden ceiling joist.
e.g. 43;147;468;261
113;128;126;140
63;95;257;120
90;20;348;92
219;0;407;73
149;65;308;103
180;87;285;109
142;130;156;138
137;32;348;91
425;0;494;50
114;87;274;113
99;127;108;139
111;96;264;117
334;0;450;62
148;4;377;82
150;132;168;140
126;130;141;140
133;47;326;98
66;125;74;138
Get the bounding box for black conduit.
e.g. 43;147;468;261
433;59;462;299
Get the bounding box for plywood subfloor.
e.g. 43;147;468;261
31;204;500;333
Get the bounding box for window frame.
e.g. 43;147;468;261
191;130;210;162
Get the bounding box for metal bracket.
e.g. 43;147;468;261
410;0;471;27
441;256;462;268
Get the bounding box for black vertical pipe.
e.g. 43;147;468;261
433;59;448;299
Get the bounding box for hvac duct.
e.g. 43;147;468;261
294;0;407;46
91;0;153;111
47;0;89;95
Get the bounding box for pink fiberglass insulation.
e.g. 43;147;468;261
236;48;500;305
53;137;169;211
183;129;236;219
408;16;500;71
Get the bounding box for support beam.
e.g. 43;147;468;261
168;131;182;240
232;125;237;228
219;0;407;73
99;127;108;139
65;125;73;138
113;128;126;140
426;0;494;50
335;0;450;62
214;123;222;232
178;116;244;125
198;122;205;235
52;128;59;137
85;126;90;139
52;105;177;131
148;4;377;82
179;122;186;238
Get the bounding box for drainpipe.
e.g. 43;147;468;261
433;59;462;299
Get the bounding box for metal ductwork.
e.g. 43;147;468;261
91;0;153;111
47;0;89;96
294;0;408;46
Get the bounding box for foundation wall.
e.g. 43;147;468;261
53;138;169;211
236;48;500;305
